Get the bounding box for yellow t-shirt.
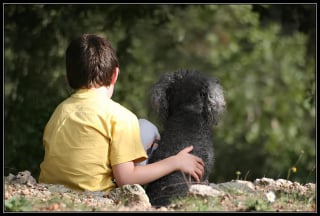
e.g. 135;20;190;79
39;88;147;192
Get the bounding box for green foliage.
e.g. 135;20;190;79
245;198;274;211
4;4;315;183
5;196;33;211
170;195;222;211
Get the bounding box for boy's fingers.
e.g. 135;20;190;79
181;145;193;153
191;171;200;183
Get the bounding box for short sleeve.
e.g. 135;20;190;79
109;110;148;166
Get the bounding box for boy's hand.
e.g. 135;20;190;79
175;145;204;182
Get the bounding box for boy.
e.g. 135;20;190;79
39;34;204;192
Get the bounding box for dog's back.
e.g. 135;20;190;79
145;69;225;206
146;114;214;206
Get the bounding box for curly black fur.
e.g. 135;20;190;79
145;69;226;207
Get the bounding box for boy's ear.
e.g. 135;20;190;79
111;67;119;84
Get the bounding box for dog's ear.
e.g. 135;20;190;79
206;77;226;125
149;72;176;122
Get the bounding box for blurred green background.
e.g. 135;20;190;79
4;4;316;183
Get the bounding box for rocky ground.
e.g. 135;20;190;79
4;170;317;212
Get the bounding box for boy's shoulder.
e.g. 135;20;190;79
107;99;137;120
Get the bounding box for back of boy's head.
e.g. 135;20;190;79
65;34;119;89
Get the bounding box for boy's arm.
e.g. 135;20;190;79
112;146;204;186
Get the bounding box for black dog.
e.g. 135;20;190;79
145;69;226;206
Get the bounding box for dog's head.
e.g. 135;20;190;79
150;69;226;125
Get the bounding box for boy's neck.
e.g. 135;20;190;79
90;85;114;98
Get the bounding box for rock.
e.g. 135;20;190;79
254;177;275;186
5;170;37;185
305;183;315;191
210;181;256;194
233;180;256;190
43;184;74;193
105;184;151;209
189;184;225;197
275;178;293;187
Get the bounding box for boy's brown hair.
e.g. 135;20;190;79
66;34;119;89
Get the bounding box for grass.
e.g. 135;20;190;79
5;195;96;212
167;187;316;212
